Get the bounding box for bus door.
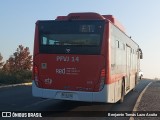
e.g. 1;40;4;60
126;45;131;91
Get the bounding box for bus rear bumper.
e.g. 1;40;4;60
32;81;115;103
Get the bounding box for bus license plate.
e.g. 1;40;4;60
61;92;73;99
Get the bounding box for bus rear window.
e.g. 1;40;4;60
41;34;100;46
38;20;105;55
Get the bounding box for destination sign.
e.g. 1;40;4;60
80;25;95;33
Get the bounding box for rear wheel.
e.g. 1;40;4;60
119;80;125;103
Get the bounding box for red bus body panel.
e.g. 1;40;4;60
34;54;105;92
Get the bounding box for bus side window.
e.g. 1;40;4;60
116;40;119;48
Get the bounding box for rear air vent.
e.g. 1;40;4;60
68;13;105;20
69;16;80;20
56;12;105;20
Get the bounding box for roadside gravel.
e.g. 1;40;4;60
134;81;160;120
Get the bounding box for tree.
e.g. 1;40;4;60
4;45;32;73
2;58;13;72
0;53;4;69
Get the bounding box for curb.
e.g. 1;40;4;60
129;81;153;120
0;82;32;88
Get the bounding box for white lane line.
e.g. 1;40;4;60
129;81;153;120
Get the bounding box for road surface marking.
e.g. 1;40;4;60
129;81;153;120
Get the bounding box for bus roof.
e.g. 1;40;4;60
56;12;125;32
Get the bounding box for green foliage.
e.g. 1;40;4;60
0;70;32;85
0;45;33;85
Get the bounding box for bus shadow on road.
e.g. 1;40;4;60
41;100;114;117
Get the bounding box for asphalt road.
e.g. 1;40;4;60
0;79;152;119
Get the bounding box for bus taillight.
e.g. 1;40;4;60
99;68;106;91
34;66;38;74
101;68;105;77
34;65;39;86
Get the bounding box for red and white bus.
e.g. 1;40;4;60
32;12;143;103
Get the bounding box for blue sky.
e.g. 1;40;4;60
0;0;160;78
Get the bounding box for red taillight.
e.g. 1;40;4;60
99;68;106;91
34;66;38;74
34;65;39;86
101;69;105;77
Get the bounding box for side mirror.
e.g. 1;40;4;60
138;48;143;59
140;53;143;59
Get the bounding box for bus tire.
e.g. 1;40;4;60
119;80;125;103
